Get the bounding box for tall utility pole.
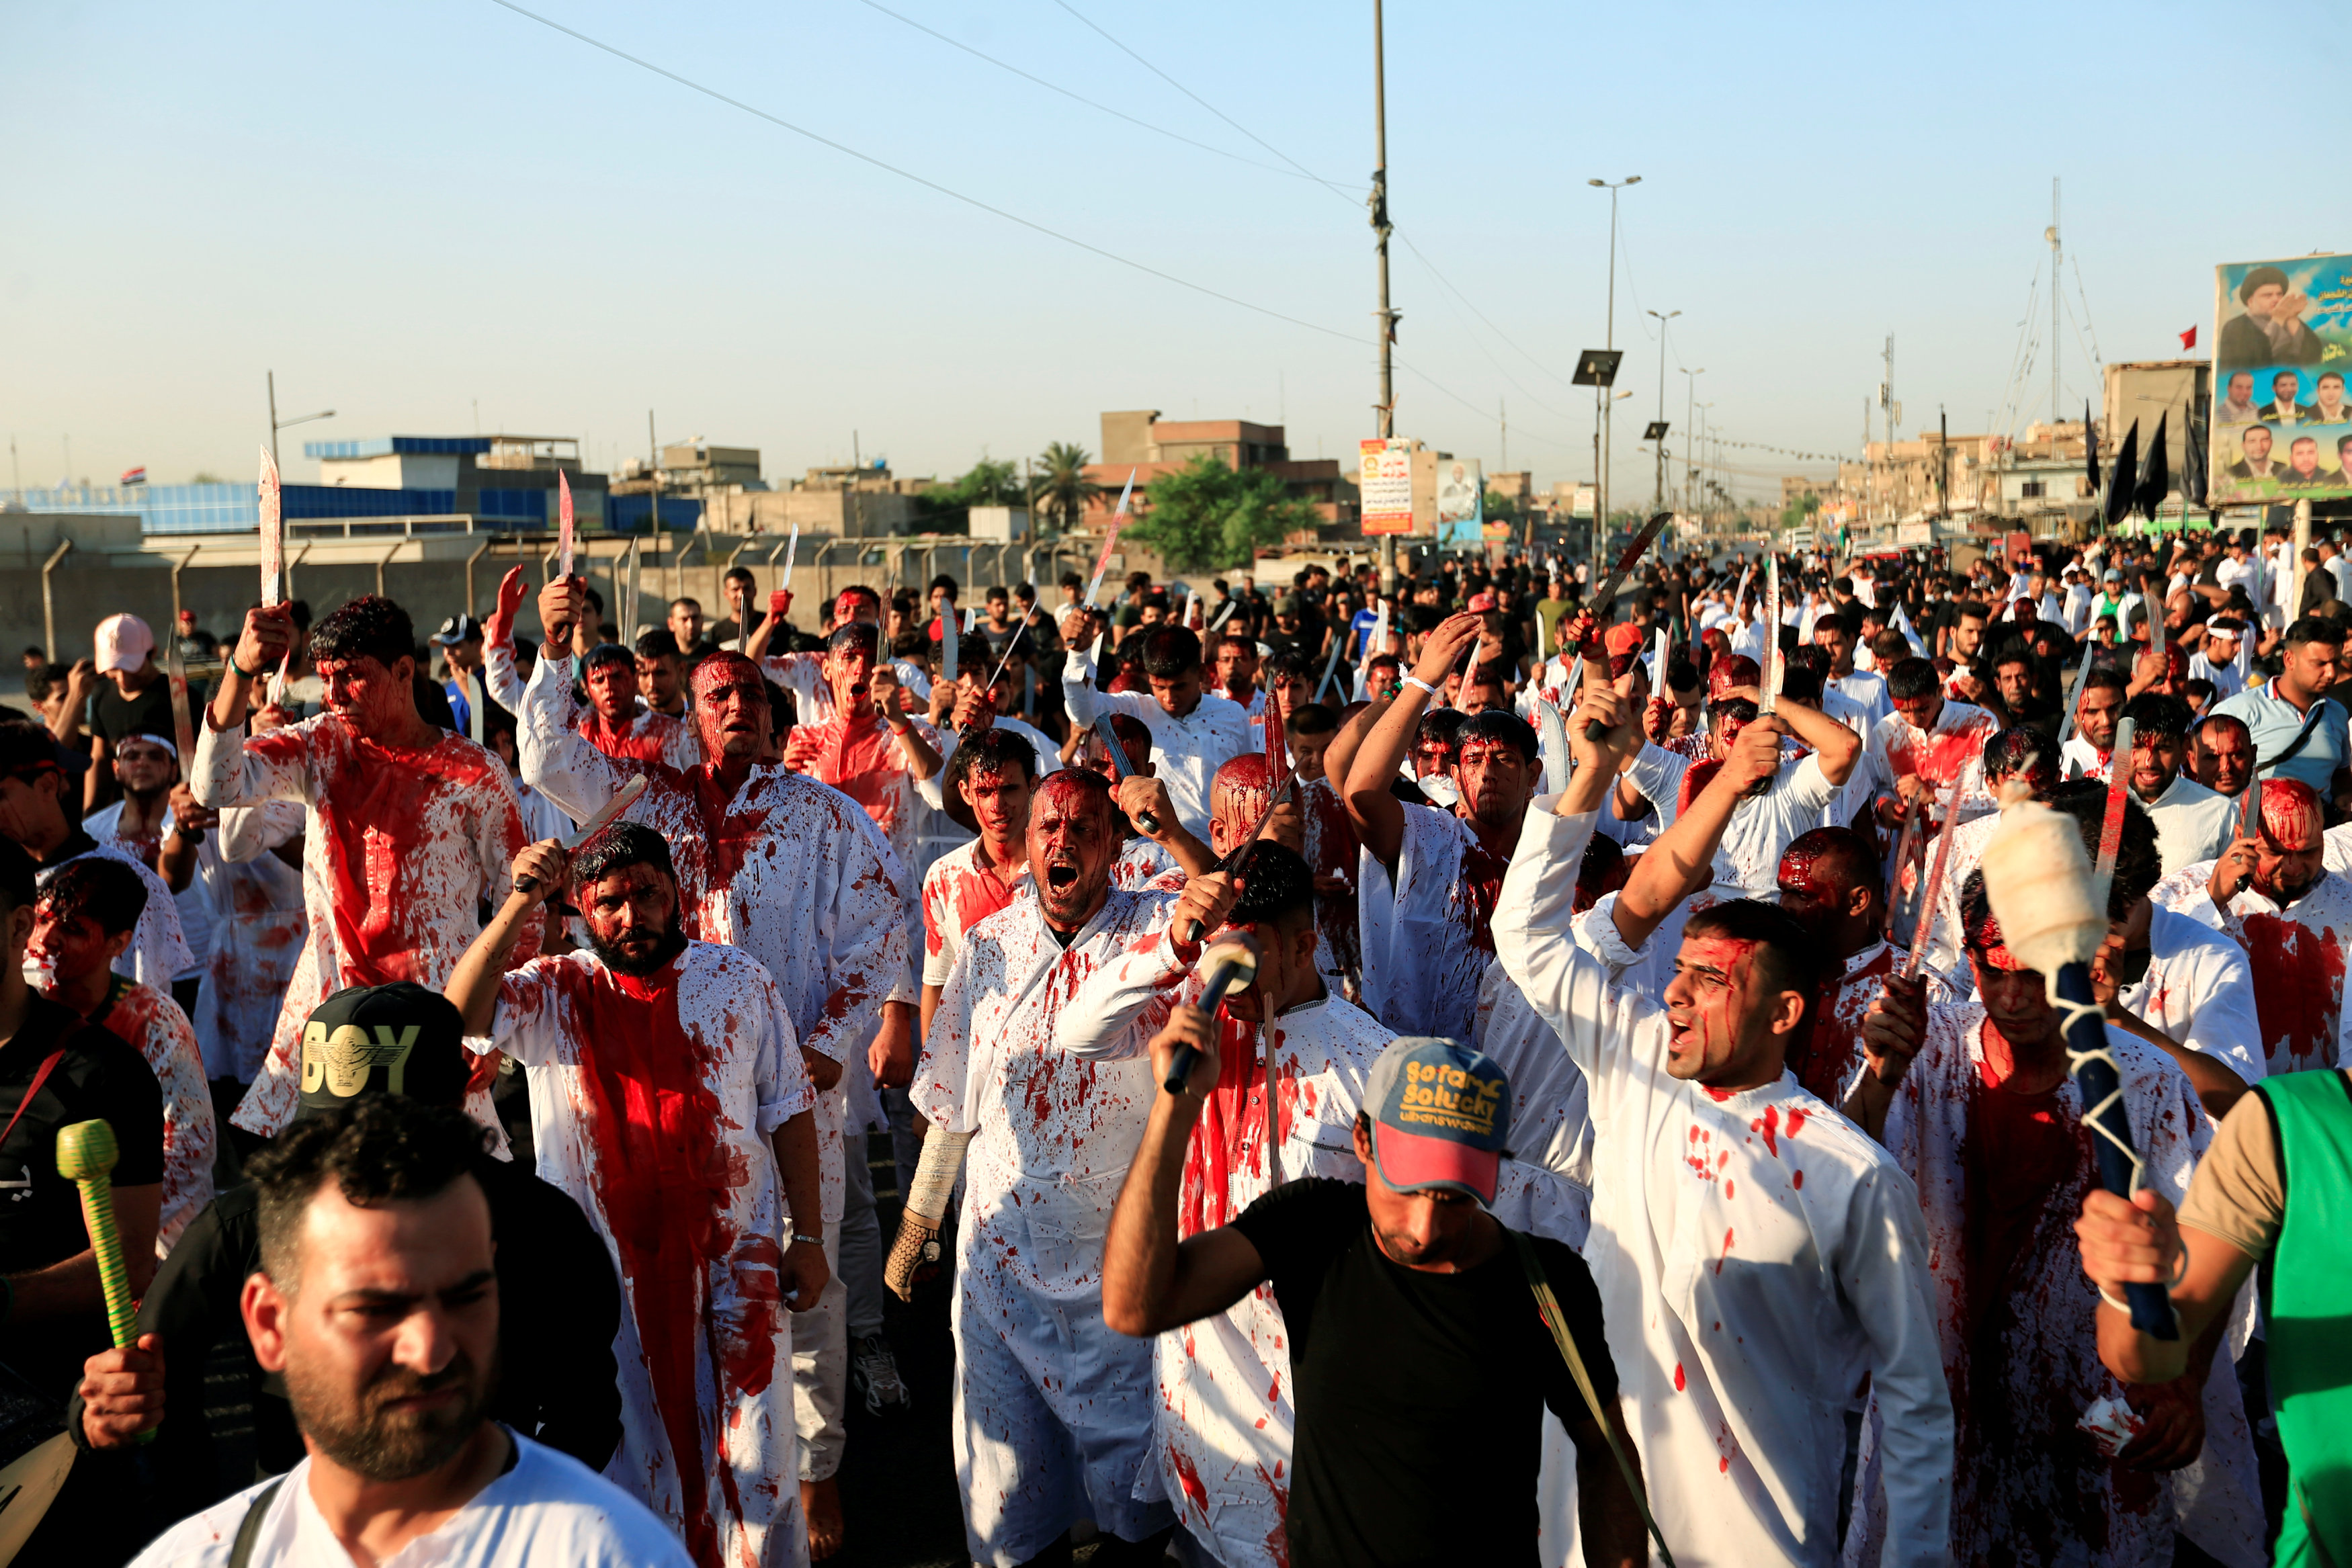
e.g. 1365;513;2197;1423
1683;367;1704;513
1878;335;1896;519
1370;0;1398;596
1499;398;1507;474
2048;177;2062;458
1589;177;1640;566
1648;308;1679;509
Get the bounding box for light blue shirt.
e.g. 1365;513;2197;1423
2211;679;2350;793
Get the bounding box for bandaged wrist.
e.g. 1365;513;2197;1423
1400;674;1437;697
904;1129;973;1226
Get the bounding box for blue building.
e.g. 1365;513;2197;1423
11;435;697;535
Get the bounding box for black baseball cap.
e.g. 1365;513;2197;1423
294;983;472;1118
432;614;485;646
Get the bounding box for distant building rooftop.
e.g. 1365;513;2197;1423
302;436;493;460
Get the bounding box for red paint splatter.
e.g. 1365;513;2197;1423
1783;1107;1808;1141
1751;1102;1780;1157
1702;1085;1734;1102
1673;1362;1686;1392
1792;1169;1804;1188
2240;910;2347;1074
1168;1444;1209;1511
1714;1226;1735;1274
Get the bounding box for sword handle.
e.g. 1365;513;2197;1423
2051;962;2179;1341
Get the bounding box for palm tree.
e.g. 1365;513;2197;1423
1032;441;1102;542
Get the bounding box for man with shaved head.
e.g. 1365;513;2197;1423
519;574;911;1561
2154;776;2352;1077
903;768;1183;1566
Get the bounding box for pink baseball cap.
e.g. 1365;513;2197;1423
94;614;155;674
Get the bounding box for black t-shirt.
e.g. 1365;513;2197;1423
0;996;165;1393
1232;1178;1614;1568
89;677;194;750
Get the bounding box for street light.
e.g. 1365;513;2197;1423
1587;177;1640;568
267;370;335;472
1683;368;1706;513
1646;308;1679;510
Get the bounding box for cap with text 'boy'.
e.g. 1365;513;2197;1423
1364;1036;1511;1206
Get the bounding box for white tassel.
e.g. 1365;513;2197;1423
1978;799;2105;979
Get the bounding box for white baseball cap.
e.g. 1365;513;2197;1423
93;613;155;674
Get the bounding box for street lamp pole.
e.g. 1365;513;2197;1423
1371;0;1399;596
266;371;335;473
1683;368;1705;513
1587;176;1638;570
1647;308;1679;511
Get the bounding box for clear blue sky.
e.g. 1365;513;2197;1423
1;0;2316;505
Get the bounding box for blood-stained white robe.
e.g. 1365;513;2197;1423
1052;926;1388;1568
481;941;814;1568
913;887;1180;1567
192;712;536;1137
1497;801;1954;1568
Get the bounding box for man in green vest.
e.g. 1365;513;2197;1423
2077;1069;2352;1563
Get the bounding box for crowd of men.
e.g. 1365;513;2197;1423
6;517;2352;1566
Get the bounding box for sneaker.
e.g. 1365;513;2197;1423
851;1333;910;1414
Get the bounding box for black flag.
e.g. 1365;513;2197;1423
2085;400;2102;496
2134;410;2169;523
2181;402;2209;510
2104;419;2139;531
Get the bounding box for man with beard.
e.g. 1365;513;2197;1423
127;1098;687;1568
448;824;827;1567
1338;613;1556;1040
1214;632;1266;720
193;595;536;1141
1053;844;1391;1568
1773;826;1960;1107
0;722;192;994
902;768;1183;1567
519;577;910;1561
2212;616;2347;796
1495;684;1951;1567
2189;713;2255;798
781;621;943;877
2154;777;2352;1076
1061;622;1253;842
1853;851;2263;1567
2117;695;2235;877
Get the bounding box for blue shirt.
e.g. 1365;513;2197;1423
1348;607;1382;660
2211;679;2350;793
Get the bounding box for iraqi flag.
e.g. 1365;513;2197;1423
118;466;147;486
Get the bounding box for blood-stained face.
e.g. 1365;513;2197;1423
1026;773;1118;930
1775;845;1865;945
1891;689;1942;734
2252;781;2326;904
28;903;126;986
583;658;641;724
2074;683;2123;752
317;654;416;741
1210;756;1302;859
578;860;685;975
113;736;176;796
1966;932;2058;1049
1077;726;1152;783
822;641;878;717
690;654;770;763
2193;720;2253;797
1218;914;1316;1022
958;763;1034;848
2127;727;2182;803
1454;736;1534;831
1661;930;1804;1084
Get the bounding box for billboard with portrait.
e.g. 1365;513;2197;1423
2210;253;2352;505
1435;456;1483;546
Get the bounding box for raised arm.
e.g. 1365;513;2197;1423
481;567;531;715
194;609;312;811
448;839;566;1035
1052;874;1236;1057
1765;692;1861;787
1342;611;1483;869
516;603;626;823
1101;1004;1271;1338
1610;717;1787;953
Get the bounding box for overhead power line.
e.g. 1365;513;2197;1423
482;0;1363;347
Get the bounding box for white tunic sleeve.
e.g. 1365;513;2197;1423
517;653;622;824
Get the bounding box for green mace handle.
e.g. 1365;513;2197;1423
56;1119;154;1444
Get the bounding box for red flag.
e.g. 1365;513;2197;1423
2179;324;2197;349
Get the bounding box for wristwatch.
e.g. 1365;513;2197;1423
791;1231;825;1248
